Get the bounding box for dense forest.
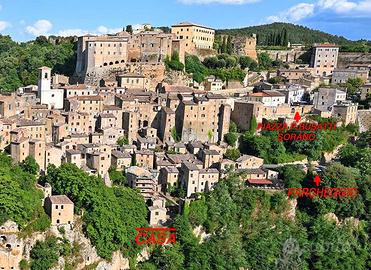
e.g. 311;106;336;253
217;22;371;52
0;35;76;92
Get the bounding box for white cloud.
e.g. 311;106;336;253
96;25;122;34
0;21;10;31
57;26;122;37
267;3;314;22
267;0;371;23
178;0;259;4
26;19;53;36
57;28;90;37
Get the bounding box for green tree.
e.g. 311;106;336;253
239;56;253;69
258;52;273;70
125;25;133;34
345;77;363;95
188;196;208;226
151;244;185;270
108;167;127;186
30;236;60;270
224;132;238;147
20;156;40;175
226;36;233;55
117;136;129;146
250;116;257;134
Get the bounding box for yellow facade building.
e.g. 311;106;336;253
171;22;215;53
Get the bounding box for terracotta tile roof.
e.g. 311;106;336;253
247;179;273;185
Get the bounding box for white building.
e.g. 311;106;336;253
38;67;64;109
278;85;305;104
313;88;346;111
246;90;286;106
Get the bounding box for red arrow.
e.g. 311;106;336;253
314;175;321;186
294;112;301;123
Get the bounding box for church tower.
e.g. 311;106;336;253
38;66;51;98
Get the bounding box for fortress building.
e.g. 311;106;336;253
74;30;178;84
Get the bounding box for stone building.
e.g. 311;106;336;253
127;166;157;199
44;195;74;226
313;88;346;111
332;101;358;125
111;150;132;171
0;93;16;118
148;197;167;226
231;34;257;60
116;73;149;89
159;166;180;189
74;29;177;83
310;43;339;76
360;83;371;100
171;22;215;53
176;93;231;143
332;68;369;84
181;162;219;198
236;155;264;170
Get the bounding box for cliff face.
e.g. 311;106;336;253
1;218;131;270
337;52;371;68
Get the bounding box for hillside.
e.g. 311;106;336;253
216;22;352;46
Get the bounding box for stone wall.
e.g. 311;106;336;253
79;63;166;90
337;52;371;68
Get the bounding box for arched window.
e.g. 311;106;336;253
115;61;119;64
109;62;113;65
103;63;107;66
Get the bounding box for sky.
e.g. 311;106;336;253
0;0;370;41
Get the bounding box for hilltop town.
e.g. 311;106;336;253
0;22;370;270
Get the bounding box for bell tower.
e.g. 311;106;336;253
38;66;51;98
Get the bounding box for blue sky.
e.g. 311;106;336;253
0;0;370;41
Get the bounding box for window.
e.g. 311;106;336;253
55;205;59;209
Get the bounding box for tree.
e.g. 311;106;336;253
226;36;233;55
117;136;129;146
224;148;241;161
125;25;133;34
45;163;148;259
239;56;253;70
229;121;238;133
345;77;363;95
250;116;257;134
171;127;181;142
20;156;40;175
30;236;60;270
310;217;368;270
151;244;185;270
224;132;238;147
258;52;273;70
165;51;184;71
0;153;44;229
108;167;127;186
188;196;208;226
